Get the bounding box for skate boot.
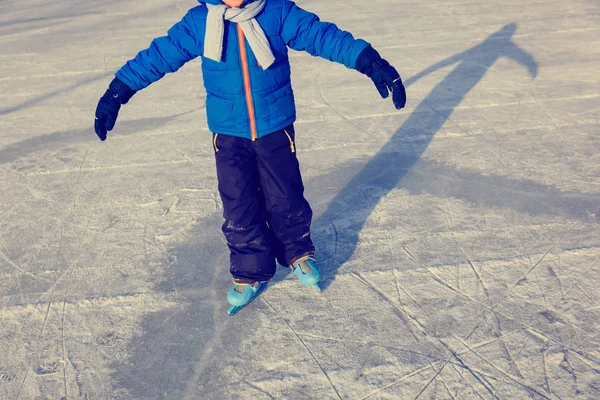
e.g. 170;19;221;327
227;279;269;316
291;256;321;291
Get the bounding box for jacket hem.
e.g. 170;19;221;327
209;118;296;139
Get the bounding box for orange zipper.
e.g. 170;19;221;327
237;25;257;141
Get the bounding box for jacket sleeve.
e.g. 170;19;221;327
280;1;370;70
116;8;203;91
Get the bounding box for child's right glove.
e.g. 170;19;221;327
356;47;406;110
94;78;136;141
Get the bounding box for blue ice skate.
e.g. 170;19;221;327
291;256;321;291
227;280;269;316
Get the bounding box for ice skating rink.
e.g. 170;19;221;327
1;0;599;398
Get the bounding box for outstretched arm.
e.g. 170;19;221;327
94;8;203;141
281;1;405;109
116;8;204;91
280;0;369;69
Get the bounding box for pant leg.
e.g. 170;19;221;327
214;133;276;282
253;126;315;266
257;186;287;267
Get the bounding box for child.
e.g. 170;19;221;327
94;0;406;314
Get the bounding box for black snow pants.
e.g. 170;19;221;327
213;125;315;282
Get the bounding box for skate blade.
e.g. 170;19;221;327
228;305;245;316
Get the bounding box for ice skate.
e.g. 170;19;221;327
291;256;321;291
227;280;269;316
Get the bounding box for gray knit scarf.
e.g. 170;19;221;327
204;0;275;69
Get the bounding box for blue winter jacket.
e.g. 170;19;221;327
116;0;370;139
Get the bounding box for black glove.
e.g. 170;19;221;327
356;46;406;110
94;78;136;141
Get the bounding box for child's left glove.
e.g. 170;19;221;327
356;47;406;110
94;78;136;141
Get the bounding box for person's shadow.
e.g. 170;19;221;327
312;23;538;290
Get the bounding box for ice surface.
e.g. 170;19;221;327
1;0;600;399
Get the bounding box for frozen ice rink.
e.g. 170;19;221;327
1;0;599;398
